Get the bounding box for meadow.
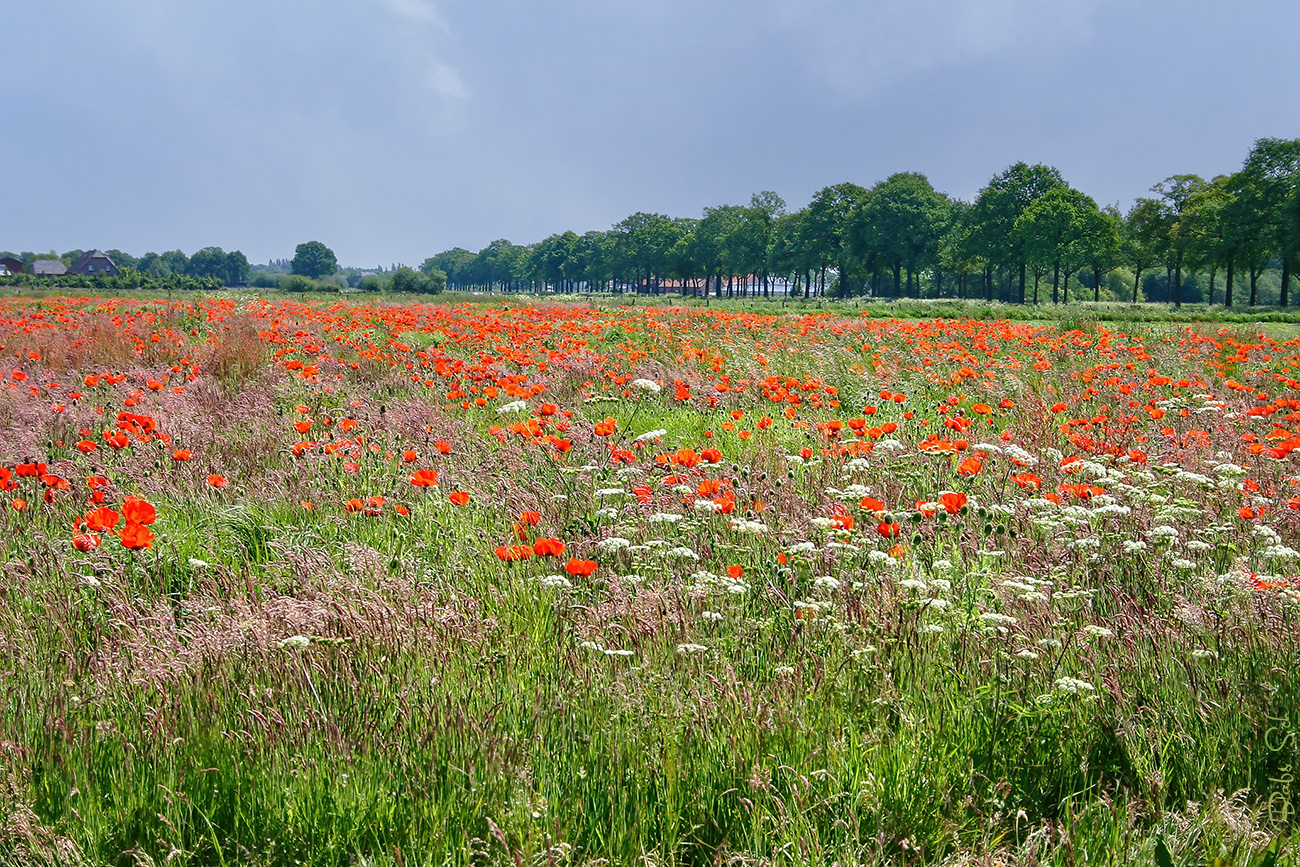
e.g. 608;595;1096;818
1;292;1299;866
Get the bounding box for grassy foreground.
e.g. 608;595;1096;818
0;294;1298;865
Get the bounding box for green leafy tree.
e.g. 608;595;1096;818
1238;138;1300;305
423;248;475;289
224;250;251;286
806;183;869;296
851;172;951;298
1150;175;1206;307
612;213;682;294
188;247;229;281
967;163;1066;302
1123;200;1168;304
770;209;816;297
389;266;438;294
1180;176;1235;304
291;241;338;280
1077;206;1123;302
105;249;139;270
695;205;747;298
572;231;613;292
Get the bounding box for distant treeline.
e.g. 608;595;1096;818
0;247;251;288
419;138;1300;307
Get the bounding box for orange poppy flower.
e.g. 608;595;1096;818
939;491;967;514
877;520;901;538
449;491;470;506
956;457;983;476
727;564;744;580
533;537;565;557
121;497;157;525
172;449;193;461
564;557;598;577
119;522;154;550
84;507;120;532
207;475;227;488
409;469;440;487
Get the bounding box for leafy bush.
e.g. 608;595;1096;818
279;274;317;293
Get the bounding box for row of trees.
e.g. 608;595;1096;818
419;138;1300;306
1;247;253;286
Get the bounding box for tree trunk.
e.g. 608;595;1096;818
1225;257;1234;307
1063;268;1071;302
1033;272;1040;305
1093;268;1101;303
1052;260;1060;305
1250;264;1260;306
1173;251;1183;308
1282;257;1291;308
985;266;993;302
1132;266;1142;304
1019;262;1027;304
892;262;901;297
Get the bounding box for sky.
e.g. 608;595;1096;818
5;0;1299;268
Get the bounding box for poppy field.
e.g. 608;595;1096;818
2;293;1300;866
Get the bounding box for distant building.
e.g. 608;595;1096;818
31;259;67;276
68;250;119;277
0;256;24;275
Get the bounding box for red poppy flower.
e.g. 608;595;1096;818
72;532;101;552
84;507;120;533
207;475;227;488
564;557;598;577
877;520;901;538
449;491;470;506
939;491;967;514
119;522;154;550
533;537;565;557
121;497;157;525
519;510;542;525
727;564;744;580
409;469;440;487
172;449;193;461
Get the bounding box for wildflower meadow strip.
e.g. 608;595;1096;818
0;294;1298;865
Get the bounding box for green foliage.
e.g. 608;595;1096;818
291;240;338;280
388;266;440;294
279;273;317;293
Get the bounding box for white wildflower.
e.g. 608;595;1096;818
1053;676;1095;694
278;635;310;650
634;428;668;443
630;378;661;393
597;537;632;553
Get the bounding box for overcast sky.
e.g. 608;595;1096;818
5;0;1298;267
